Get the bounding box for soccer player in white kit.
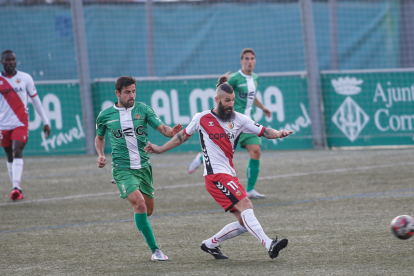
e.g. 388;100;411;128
0;50;51;201
145;74;293;260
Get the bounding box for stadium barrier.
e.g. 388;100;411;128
322;69;414;148
11;69;413;156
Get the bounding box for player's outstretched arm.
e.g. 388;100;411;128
262;127;293;139
95;135;107;168
156;124;183;137
254;97;271;118
145;129;190;154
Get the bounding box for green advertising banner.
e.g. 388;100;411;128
321;71;414;147
92;74;313;153
0;82;86;156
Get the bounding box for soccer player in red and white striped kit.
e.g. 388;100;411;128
0;50;51;200
145;74;293;260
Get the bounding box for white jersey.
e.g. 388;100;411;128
0;71;47;130
184;110;265;177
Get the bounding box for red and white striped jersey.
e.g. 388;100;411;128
184;110;265;177
0;71;38;130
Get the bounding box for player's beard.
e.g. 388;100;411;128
217;101;235;121
120;99;134;108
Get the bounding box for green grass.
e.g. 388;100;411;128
1;149;414;275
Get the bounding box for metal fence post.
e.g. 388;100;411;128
400;0;414;68
146;0;155;77
329;0;338;70
299;0;326;149
71;0;95;154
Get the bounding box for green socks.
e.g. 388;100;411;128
134;213;159;253
200;154;203;162
246;158;260;192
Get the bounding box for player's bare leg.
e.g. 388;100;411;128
142;193;154;216
127;190;168;261
245;144;265;199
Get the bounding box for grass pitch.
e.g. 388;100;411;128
1;148;413;275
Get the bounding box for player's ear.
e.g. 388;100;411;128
115;90;120;98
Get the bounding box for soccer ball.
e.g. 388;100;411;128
390;215;414;240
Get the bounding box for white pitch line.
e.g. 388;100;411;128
1;162;413;207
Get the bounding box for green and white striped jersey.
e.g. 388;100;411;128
228;70;259;120
96;102;163;169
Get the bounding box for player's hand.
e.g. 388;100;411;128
170;124;183;137
43;125;51;138
278;129;294;138
145;141;162;154
97;156;106;168
263;108;271;118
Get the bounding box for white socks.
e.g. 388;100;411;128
7;162;13;183
12;158;23;190
203;209;273;250
203;221;248;248
241;209;272;250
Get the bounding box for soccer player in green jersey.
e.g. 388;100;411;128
188;48;271;199
95;76;182;261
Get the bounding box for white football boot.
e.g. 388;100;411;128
246;189;266;199
151;249;169;261
188;152;203;174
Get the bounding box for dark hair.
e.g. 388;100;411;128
240;48;255;59
216;74;233;94
115;76;136;92
1;49;14;59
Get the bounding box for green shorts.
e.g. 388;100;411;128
112;166;154;199
239;133;262;149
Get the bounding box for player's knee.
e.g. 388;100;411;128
133;201;147;213
253;148;261;158
13;149;23;158
248;147;261;159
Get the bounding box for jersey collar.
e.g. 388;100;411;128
113;102;135;111
239;69;253;79
0;70;18;78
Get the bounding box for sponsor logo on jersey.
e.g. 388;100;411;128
228;122;234;129
16;78;21;84
238;91;247;99
110;129;123;138
0;87;23;95
123;127;134;137
134;114;141;119
209;132;235;140
236;190;242;196
208;121;214;126
254;122;260;127
135;125;144;136
248;91;255;99
237;84;247;87
0;87;14;95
